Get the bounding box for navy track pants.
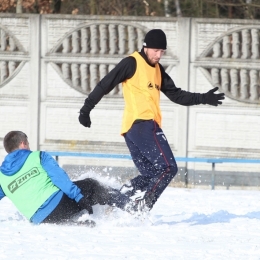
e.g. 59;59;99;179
124;120;178;206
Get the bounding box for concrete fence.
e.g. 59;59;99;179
0;14;260;185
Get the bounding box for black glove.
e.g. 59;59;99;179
79;109;91;127
78;98;95;128
78;197;93;214
203;87;225;106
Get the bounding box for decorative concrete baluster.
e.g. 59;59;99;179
258;71;260;100
8;61;16;75
240;69;249;99
232;32;240;58
109;24;117;54
220;68;229;92
71;63;79;87
81;28;89;53
241;29;250;59
61;63;70;81
1;29;7;51
117;83;123;95
137;28;144;50
118;25;126;55
80;64;88;92
222;36;231;58
9;37;16;51
211;68;220;86
99;24;108;54
90;64;98;91
72;31;79;54
108;64;118;95
249;70;259;101
251;29;259;59
99;64;107;81
62;37;70;53
90;25;98;54
1;61;8;82
230;69;239;98
128;26;135;53
212;42;221;58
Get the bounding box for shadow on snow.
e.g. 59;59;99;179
153;210;260;226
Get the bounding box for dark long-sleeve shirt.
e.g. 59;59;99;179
86;48;204;107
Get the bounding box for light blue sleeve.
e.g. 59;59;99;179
0;186;5;200
40;152;83;202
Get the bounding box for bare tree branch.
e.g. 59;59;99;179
206;0;260;8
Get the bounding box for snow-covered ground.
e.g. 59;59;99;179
1;171;260;260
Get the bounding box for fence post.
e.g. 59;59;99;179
211;162;215;190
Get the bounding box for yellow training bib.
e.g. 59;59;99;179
121;52;162;134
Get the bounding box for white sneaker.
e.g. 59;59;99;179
120;183;135;197
124;190;149;216
130;190;146;201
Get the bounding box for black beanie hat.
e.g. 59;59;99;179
143;29;167;50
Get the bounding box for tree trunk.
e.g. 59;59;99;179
245;0;253;19
90;0;96;15
175;0;182;17
164;0;170;17
53;0;61;13
216;3;219;18
228;5;232;18
16;0;23;13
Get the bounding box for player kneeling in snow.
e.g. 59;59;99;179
0;131;135;226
